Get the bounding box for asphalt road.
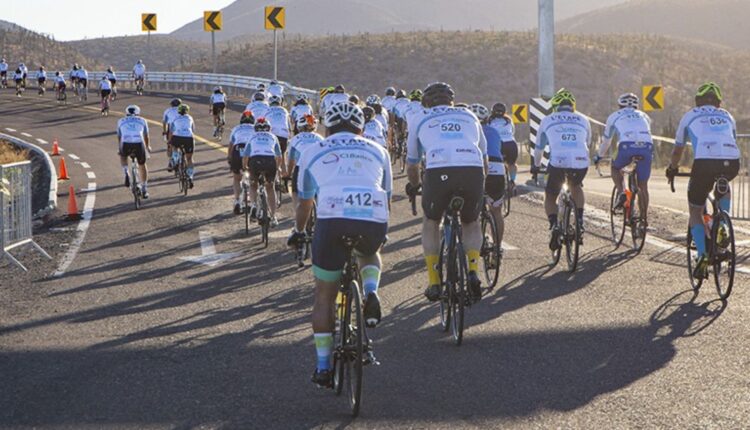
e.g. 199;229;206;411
1;86;749;429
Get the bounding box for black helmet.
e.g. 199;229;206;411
422;82;455;108
254;118;271;132
396;89;407;99
170;98;182;107
491;102;507;116
349;95;360;105
385;87;396;97
335;84;346;93
362;106;375;122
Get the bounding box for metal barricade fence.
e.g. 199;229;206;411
0;161;50;271
733;134;750;220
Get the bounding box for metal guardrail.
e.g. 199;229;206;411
1;161;50;271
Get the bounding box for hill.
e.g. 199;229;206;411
179;31;750;130
170;0;627;42
0;20;98;71
559;0;750;51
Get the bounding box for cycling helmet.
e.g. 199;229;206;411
362;106;375;123
268;95;282;106
550;88;576;110
334;84;346;93
177;104;190;115
72;65;78;71
107;66;113;72
254;118;271;132
422;82;455;108
170;98;182;107
385;87;396;97
39;66;45;71
617;93;639;108
137;59;142;64
240;111;255;124
396;89;407;99
349;95;360;105
257;83;266;90
125;105;140;116
296;113;317;131
213;86;222;93
366;95;381;106
470;103;490;121
324;102;365;131
409;89;423;101
295;93;309;101
696;82;723;102
491;102;507;116
253;92;266;101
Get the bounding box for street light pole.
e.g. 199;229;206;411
538;0;555;99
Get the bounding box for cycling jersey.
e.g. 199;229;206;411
229;124;256;147
99;79;112;91
0;62;7;73
106;71;117;81
482;124;505;176
363;120;387;147
265;106;291;139
535;107;591;169
245;101;269;119
210;93;226;105
297;131;392;223
54;76;65;86
170;115;196;138
133;64;146;76
381;95;396;112
288;131;324;162
36;71;47;80
393;98;410;119
13;72;23;81
19;65;27;76
117;116;149;144
241;131;282;158
70;70;78;81
375;110;389;132
78;69;88;80
162;107;179;128
321;93;350;114
268;83;284;98
291;104;314;123
404;100;425;123
488;117;515;143
407;106;488;170
601;108;652;149
675;106;739;160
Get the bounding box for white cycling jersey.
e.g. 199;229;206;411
117;116;149;145
265;106;291;139
375;110;389;132
288;131;324;162
133;63;146;76
675;106;739;160
535;107;591;169
297;131;392;223
210;93;226;105
106;71;117;81
19;64;27;75
290;104;314;123
321;93;350;113
78;69;88;80
363;120;387;147
241;131;282;158
268;83;284;98
162;107;179;128
393;98;410;119
488;117;516;142
170;115;195;138
245;101;269;119
404;101;425;124
229;124;256;150
598;107;652;157
36;70;46;79
54;76;65;86
0;62;8;72
407;106;487;170
381;95;396;111
13;71;23;81
99;79;112;91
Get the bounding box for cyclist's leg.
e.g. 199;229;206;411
486;174;506;244
567;168;587;226
545;166;565;228
501;141;519;186
634;146;654;221
611;143;631;196
457;167;485;279
118;145;130;185
248;159;261;205
185;138;195;179
687;160;715;258
278;137;288;177
136;145;149;187
230;150;243;202
421;167;450;293
264;158;277;217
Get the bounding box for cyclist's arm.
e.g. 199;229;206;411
294;161;315;231
478;125;489;176
383;151;393;212
534;131;547;168
670;114;691;168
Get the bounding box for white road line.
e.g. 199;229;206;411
5;128;16;132
502;241;519;251
86;171;96;179
68;154;79;160
36;138;48;144
80;162;91;169
21;132;32;137
53;182;96;277
184;96;200;100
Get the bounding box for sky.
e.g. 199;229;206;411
5;0;235;41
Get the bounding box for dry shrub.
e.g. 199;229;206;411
0;141;29;164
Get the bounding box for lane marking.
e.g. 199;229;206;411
68;154;80;160
184;96;200;100
36;138;48;144
80;162;91;169
502;241;519;251
21;132;32;137
86;171;96;179
5;128;16;132
53;182;97;277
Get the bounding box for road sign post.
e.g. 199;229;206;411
265;6;286;81
141;13;157;57
204;11;223;74
643;85;664;111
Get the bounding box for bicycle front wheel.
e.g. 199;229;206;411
480;209;500;289
712;211;735;300
564;201;580;273
345;281;364;417
610;187;626;247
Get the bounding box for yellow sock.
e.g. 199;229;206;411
425;255;440;286
467;249;480;274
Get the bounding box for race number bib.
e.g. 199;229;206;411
317;186;388;222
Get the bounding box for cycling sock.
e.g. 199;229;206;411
467;249;480;274
691;224;707;257
187;167;194;178
510;172;517;182
313;333;333;371
548;214;557;229
360;265;381;296
719;195;731;213
425;255;440;286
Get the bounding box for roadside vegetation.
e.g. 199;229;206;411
0;141;29;164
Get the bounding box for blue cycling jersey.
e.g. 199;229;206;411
483;125;503;161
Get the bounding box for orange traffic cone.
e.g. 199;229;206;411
58;157;70;181
67;185;80;220
51;139;60;156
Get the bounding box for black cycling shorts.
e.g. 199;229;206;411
485;174;506;203
212;103;226;116
312;218;388;272
109;78;116;85
0;71;6;77
422;166;484;223
101;89;111;99
229;144;246;174
80;79;87;88
37;78;46;84
248;156;277;182
545;166;587;196
501;141;519;164
277;136;288;154
172;136;195;154
119;142;147;165
688;159;739;207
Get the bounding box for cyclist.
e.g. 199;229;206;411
241;118;282;226
473;103;506;258
209;86;227;137
245;92;270;119
256;82;267;95
0;58;7;88
36;66;46;95
132;59;146;91
532;88;591;250
595;93;653;218
169;104;197;189
381;87;397;112
98;76;112;114
405;82;488;303
287;101;392;388
268;80;284;99
162;98;182;171
266;95;292;176
19;63;28;89
487;103;518;193
290;94;314;134
322;84;350;111
391;90;410;152
286;114;324;209
404;89;424;122
666;82;740;279
105;67;117;100
13;68;23;96
69;64;79;93
363;106;387;147
117;105;151;198
53;72;66;100
228;111;256;215
77;65;89;100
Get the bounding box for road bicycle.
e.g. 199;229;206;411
294;201;316;267
101;92;110;116
670;172;736;300
134;76;144;95
128;153;142;210
550;181;582;272
480;197;501;290
173;146;190;196
56;86;67;104
331;235;378;417
608;155;647;252
213;109;225;141
256;173;271;248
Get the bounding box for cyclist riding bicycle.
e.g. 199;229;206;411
268;80;284;99
99;76;112;113
105;67;118;100
241;118;282;226
487;103;518;193
405;82;488;303
228;111;256;215
0;58;8;87
532;88;592;250
366;95;389;132
169;104;197;189
320;84;350;115
266;95;292;177
209;86;227;133
286;114;324;209
290;94;314;134
36;67;47;93
163;98;182;171
13;69;23;96
363;106;387;147
381;87;397;112
245;92;270;119
666;82;740;279
19;63;28;88
390;90;410;151
117;105;152;198
287;101;392;388
77;66;88;94
53;72;66;99
69;64;79;90
132;60;146;88
473;103;506;255
595;93;654;218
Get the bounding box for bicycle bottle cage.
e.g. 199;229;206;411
715;176;730;196
449;196;465;211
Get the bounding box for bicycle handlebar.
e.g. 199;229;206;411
409;190;422;216
668;172;691;193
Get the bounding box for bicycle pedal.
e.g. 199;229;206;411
363;351;380;366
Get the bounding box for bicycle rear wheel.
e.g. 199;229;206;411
345;280;364;417
452;238;467;346
131;164;141;210
686;226;703;291
437;236;450;332
712;211;735;300
181;156;189;196
480;209;500;289
610;187;626;247
243;184;250;235
630;190;647;253
564;201;580;273
260;195;269;248
333;290;348;397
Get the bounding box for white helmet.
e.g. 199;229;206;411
366;94;381;106
324;102;365;131
296;113;317;130
618;93;639;108
469;103;490;121
268;95;282;106
295;93;309;101
125;105;140;116
253;91;266;101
